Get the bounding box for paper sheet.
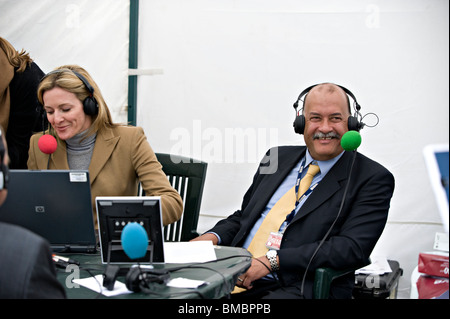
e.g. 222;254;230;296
163;241;217;263
73;275;133;297
167;277;208;289
355;256;392;275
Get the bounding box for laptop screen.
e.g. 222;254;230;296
0;170;97;253
423;144;449;233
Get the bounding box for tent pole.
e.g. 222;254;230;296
128;0;139;126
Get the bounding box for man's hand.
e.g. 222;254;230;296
190;233;219;245
236;256;274;290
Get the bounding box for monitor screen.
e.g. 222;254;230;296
423;144;449;233
96;196;165;264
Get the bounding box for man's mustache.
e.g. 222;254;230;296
313;132;341;139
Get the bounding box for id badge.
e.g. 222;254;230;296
265;232;283;250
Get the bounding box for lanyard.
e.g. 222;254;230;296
285;159;320;226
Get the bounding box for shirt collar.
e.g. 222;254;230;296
305;149;345;177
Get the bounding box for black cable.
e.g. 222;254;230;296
299;149;358;298
136;255;252;299
161;254;253;298
252;256;281;286
63;251;253;299
115;253;253;299
84;268;104;299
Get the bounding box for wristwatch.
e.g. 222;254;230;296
266;250;279;272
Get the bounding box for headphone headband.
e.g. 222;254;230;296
72;70;94;95
293;83;360;113
41;68;98;115
292;83;364;134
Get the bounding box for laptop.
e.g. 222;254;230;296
0;170;97;253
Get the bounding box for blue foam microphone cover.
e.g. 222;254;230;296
341;130;362;151
121;222;149;260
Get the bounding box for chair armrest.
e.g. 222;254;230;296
314;267;355;299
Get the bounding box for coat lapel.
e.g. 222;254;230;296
233;146;306;245
88;127;120;184
252;147;305;218
49;139;69;169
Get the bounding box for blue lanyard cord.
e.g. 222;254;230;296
294;159;306;202
285;160;320;226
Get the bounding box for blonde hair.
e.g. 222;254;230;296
0;37;33;72
38;65;120;137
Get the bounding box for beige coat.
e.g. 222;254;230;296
28;125;183;227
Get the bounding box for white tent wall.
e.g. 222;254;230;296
0;0;129;124
1;0;448;299
137;0;449;298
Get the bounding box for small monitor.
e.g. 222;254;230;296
96;196;165;264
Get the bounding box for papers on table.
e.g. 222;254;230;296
73;275;132;297
163;241;217;263
355;256;392;275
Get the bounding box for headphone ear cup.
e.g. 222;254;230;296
347;116;361;132
83;96;98;115
293;115;305;135
125;267;142;292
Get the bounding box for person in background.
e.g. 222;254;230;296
27;65;183;228
193;83;395;299
0;37;45;169
0;125;66;298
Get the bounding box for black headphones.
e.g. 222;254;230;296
0;130;9;190
125;267;170;293
73;70;99;116
41;69;99;116
293;83;364;135
102;264;170;292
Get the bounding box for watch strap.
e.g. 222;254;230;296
266;250;279;272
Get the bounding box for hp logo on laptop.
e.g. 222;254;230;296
35;206;45;213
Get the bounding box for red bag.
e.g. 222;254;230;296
418;253;449;278
417;275;449;299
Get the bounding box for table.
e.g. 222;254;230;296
57;246;252;299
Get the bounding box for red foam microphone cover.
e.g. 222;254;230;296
38;134;57;154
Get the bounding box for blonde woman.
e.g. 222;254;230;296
27;65;183;227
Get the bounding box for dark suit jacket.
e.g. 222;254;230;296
0;222;66;299
7;62;45;169
208;146;395;298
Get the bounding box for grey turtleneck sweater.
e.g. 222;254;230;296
66;130;97;170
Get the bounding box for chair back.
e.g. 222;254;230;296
155;153;208;242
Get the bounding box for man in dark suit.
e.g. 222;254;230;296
0;126;66;298
193;83;395;299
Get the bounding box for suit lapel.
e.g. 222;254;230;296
252;147;305;218
49;139;69;169
233;146;306;245
89;127;120;184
